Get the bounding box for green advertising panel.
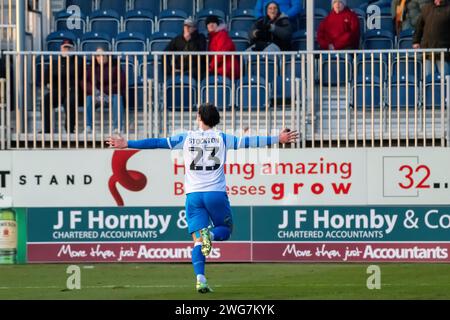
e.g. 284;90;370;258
252;206;450;242
28;207;251;243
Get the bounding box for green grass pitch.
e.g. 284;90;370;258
1;263;450;300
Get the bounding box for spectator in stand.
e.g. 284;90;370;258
84;47;126;133
392;0;431;35
42;39;79;134
249;1;293;51
317;0;360;50
206;15;240;80
165;18;207;78
254;0;303;19
413;0;450;75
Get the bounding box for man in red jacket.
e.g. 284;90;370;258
317;0;360;50
205;15;240;80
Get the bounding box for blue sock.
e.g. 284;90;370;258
192;243;205;277
211;226;231;241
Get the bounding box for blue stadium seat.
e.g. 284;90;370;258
398;29;414;49
201;76;233;110
320;53;353;86
115;32;147;52
296;13;306;30
140;57;159;79
149;32;177;52
353;75;383;109
121;59;141;87
356;54;388;82
54;10;86;39
352;8;366;37
229;9;256;33
363;29;394;49
199;0;230;16
133;0;161;14
46;31;78;51
392;58;423;83
124;10;154;40
314;8;328;32
98;0;127;16
236;76;268;110
157;10;188;33
292;29;307;51
166;0;195;16
65;0;94;16
250;54;279;80
294;54;305;79
314;0;331;11
347;0;369;9
390;74;418;108
230;30;250;51
424;74;447;109
140;57;165;80
166;76;198;110
272;76;294;103
89;10;121;38
368;0;391;9
197;9;226;35
80;32;112;51
237;0;257;10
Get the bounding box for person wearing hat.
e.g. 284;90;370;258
317;0;360;50
205;15;240;80
41;39;80;134
165;18;207;78
254;0;302;19
249;1;293;51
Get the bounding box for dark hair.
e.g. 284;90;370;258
198;103;220;128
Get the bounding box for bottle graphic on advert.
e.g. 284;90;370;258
0;208;17;264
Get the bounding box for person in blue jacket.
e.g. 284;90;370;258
254;0;303;18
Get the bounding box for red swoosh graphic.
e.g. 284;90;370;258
109;150;147;206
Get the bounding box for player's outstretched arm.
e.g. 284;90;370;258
225;128;299;149
106;133;186;150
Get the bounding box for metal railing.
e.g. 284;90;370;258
1;49;450;150
0;0;16;53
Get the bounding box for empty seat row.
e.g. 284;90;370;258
64;0;253;18
55;8;257;39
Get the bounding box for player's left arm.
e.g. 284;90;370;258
222;129;299;150
106;133;187;150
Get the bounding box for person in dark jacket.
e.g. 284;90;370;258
317;0;360;50
165;18;207;78
84;47;126;133
254;0;302;19
42;39;80;133
413;0;450;75
249;1;293;51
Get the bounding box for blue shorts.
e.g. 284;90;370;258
185;191;233;234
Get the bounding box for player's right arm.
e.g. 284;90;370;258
222;129;299;150
106;133;187;150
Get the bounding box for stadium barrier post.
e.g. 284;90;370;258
447;75;450;147
6;53;11;149
0;78;5;150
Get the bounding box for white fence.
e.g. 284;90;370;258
1;49;450;149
